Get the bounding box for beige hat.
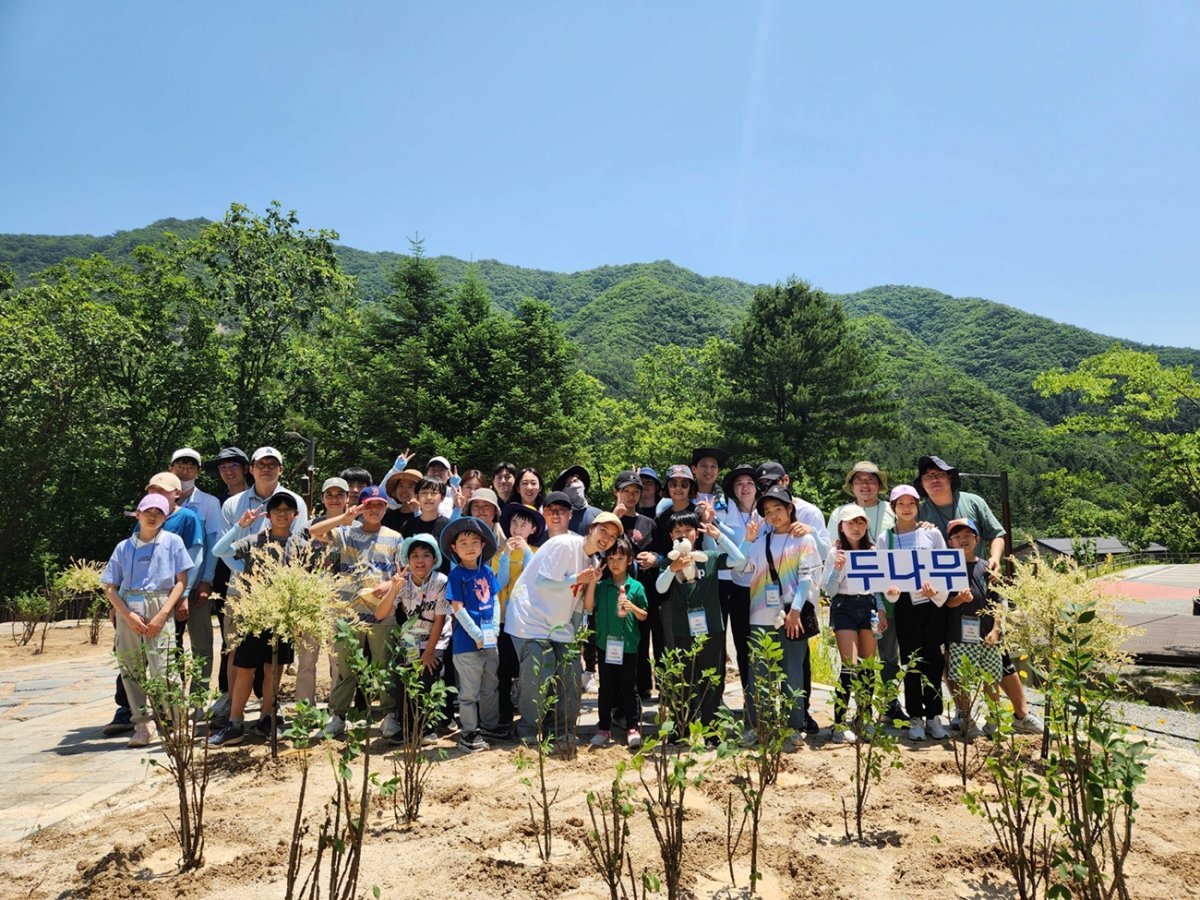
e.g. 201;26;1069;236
590;511;624;535
465;487;502;518
842;461;888;497
146;471;182;493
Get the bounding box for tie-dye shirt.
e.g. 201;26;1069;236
739;532;822;627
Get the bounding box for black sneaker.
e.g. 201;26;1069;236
458;731;489;753
804;714;821;734
885;701;909;725
479;724;511;742
208;720;246;747
102;708;134;736
254;715;286;740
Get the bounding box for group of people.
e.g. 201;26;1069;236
99;444;1044;752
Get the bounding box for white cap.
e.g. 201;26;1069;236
321;477;350;493
427;455;451;470
171;447;202;466
251;446;283;465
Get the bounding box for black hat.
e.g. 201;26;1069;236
499;502;546;543
690;447;729;468
440;515;499;564
552;465;591;492
721;463;758;500
204;446;250;474
914;455;961;495
265;492;299;512
613;470;642;492
756;485;796;519
543;490;573;509
754;461;787;489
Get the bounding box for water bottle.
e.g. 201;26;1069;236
870;609;881;639
617;584;628;618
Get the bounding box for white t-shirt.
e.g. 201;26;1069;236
503;533;588;642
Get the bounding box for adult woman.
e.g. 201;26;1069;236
718;463;758;690
492;462;518;505
517;467;545;510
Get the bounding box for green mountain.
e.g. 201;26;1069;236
2;218;1197;421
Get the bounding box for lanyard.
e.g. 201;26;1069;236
127;535;160;592
764;532;789;590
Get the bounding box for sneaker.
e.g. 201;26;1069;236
885;700;909;725
422;730;439;745
804;714;821;734
908;720;927;741
208;720;245;747
590;730;611;748
458;731;489;753
103;708;134;736
208;694;231;721
324;714;346;739
956;717;982;740
127;722;155;748
831;727;856;744
380;712;401;739
983;720;999;738
254;715;286;740
627;728;643;750
949;711;962;731
581;671;596;693
783;732;804;752
479;724;511;742
741;728;759;748
926;716;949;740
1012;710;1045;735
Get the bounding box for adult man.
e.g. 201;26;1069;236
690;447;728;511
504;512;623;742
637;467;662;518
541;491;574;541
169;448;223;682
551;465;601;536
201;446;251;707
914;454;1045;735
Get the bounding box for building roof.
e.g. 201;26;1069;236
1016;536;1168;556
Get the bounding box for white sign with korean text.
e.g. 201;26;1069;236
844;549;968;593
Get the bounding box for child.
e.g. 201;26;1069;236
944;518;1003;735
737;486;823;738
209;492;310;746
375;534;451;744
101;494;193;748
584;534;649;749
880;485;950;741
441;516;502;752
654;510;746;731
401;477;451;572
496;503;542;728
821;506;888;743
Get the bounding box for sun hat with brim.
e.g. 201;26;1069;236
440;516;498;564
843;461;888;497
690;447;729;468
638;467;663;488
358;486;389;505
499;502;546;543
552;465;591;492
589;511;624;537
134;494;170;515
914;455;961;495
465;488;502;519
171;448;202;466
756;485;796;518
385;468;421;496
204;446;249;473
722;463;758;500
838;503;870;523
322;477;350;494
947;517;979;536
400;533;443;569
889;485;921;505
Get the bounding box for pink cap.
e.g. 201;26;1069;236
135;494;170;515
889;485;920;504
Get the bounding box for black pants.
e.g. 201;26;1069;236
597;653;640;731
498;630;519;725
391;648;444;737
719;581;751;691
636;591;667;696
895;595;946;719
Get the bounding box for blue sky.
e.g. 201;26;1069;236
1;2;1196;347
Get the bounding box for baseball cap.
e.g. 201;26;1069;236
839;503;870;523
754;462;787;486
427;455;452;470
889;485;921;504
266;492;299;512
947;517;980;536
252;446;283;465
590;511;623;533
756;485;795;517
358;486;389;505
543;491;572;509
613;470;642;492
135;494;170;515
146;472;182;493
664;464;697;485
322;477;350;494
170;448;202;466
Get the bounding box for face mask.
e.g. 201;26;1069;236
565;482;587;509
179;479;196;493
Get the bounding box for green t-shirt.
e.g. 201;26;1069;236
665;553;726;641
593;577;648;654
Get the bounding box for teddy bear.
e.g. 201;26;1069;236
667;537;708;583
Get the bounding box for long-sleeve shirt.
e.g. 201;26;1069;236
504;533;589;642
220;485;309;552
738;531;822;627
655;531;746;640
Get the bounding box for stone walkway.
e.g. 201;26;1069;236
0;654;164;842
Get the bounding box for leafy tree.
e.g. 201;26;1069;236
719;278;898;483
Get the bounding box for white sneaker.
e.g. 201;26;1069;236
908;720;927;741
581;671;596;693
1012;710;1045;735
926;716;949;740
590;730;610;748
381;712;400;739
831;727;856;744
324;714;346;739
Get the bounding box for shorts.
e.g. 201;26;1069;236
947;642;1003;683
830;594;876;632
233;630;295;667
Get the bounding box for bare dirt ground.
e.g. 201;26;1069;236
0;621;112;672
2;627;1199;899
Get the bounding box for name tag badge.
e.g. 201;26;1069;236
764;585;781;609
961;616;982;644
688;608;709;637
126;593;147;618
606;637;625;664
481;626;497;650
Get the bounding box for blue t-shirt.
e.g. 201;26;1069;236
102;531;194;596
446;564;500;654
132;506;204;550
